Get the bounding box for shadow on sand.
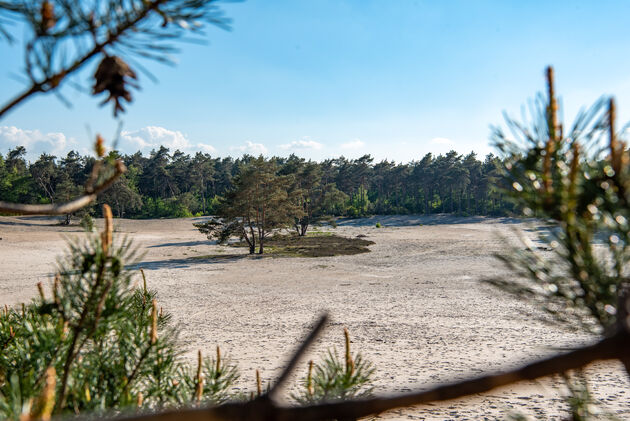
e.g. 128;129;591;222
0;215;75;228
130;253;252;270
147;240;211;248
336;214;524;227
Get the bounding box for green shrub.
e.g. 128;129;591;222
375;222;382;228
491;66;630;421
0;207;238;419
80;213;94;232
292;328;374;404
492;67;630;333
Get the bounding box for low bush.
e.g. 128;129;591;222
292;328;374;404
0;207;238;419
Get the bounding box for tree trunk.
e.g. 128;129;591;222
243;225;255;254
246;234;256;254
248;222;256;254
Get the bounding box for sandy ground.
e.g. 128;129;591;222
0;214;628;420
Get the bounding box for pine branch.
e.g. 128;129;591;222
56;205;114;412
121;343;155;401
0;0;168;119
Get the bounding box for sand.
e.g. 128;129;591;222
1;214;628;420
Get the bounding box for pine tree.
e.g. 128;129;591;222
195;156;302;254
491;67;630;334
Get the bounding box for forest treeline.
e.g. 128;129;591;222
0;145;514;220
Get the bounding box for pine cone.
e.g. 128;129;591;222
40;0;56;33
92;55;137;117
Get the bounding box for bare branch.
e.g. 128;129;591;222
284;331;628;421
0;160;126;215
266;313;328;400
85;318;629;421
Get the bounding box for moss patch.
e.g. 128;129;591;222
233;233;374;257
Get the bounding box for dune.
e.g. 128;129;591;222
1;214;628;419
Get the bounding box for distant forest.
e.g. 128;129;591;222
0;146;514;219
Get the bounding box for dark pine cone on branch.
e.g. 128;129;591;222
92;55;138;117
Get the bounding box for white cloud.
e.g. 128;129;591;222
231;140;267;155
340;139;365;150
196;143;216;154
430;137;454;145
0;126;77;160
120;126;215;154
279;138;323;151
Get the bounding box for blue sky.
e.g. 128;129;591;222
2;0;630;162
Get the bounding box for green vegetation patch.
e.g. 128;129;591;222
233;233;374;257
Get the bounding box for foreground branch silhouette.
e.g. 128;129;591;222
0;0;229;218
81;297;629;421
0;0;229;119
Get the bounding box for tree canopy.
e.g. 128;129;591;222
0;148;513;221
